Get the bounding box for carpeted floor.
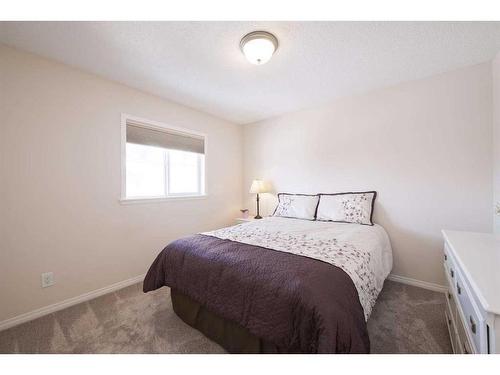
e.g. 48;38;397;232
0;280;452;354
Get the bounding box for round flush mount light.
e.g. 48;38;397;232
240;31;278;65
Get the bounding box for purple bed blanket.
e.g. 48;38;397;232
143;234;369;353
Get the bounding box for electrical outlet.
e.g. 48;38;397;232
41;272;54;288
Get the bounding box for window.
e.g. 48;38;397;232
121;115;206;201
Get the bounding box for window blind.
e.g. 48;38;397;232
126;122;205;154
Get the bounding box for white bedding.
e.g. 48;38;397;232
203;216;393;320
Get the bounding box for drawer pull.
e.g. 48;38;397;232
444;254;447;261
470;316;476;334
457;283;461;295
450;269;454;278
447;292;452;300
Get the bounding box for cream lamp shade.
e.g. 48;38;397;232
249;179;267;194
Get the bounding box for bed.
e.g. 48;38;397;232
143;216;392;353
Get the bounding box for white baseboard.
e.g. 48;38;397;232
0;274;145;332
388;274;447;293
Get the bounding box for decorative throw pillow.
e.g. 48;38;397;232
316;191;377;225
273;193;320;221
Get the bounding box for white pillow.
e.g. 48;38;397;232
273;193;319;221
316;191;376;225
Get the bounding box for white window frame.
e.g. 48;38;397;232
120;113;208;204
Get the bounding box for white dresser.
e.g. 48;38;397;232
442;230;500;354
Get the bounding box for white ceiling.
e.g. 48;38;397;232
2;22;500;124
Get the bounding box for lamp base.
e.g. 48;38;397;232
254;215;262;219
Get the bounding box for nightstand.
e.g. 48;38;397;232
235;217;255;225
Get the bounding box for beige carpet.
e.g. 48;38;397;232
0;280;452;354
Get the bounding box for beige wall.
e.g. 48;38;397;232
243;63;493;286
493;52;500;233
0;45;243;322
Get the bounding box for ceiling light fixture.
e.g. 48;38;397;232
240;31;278;65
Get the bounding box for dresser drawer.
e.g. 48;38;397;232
443;243;457;287
455;270;483;353
445;307;458;353
456;308;474;354
445;286;458;324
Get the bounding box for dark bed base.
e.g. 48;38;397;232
171;289;282;353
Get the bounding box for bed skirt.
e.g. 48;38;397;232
171;288;281;353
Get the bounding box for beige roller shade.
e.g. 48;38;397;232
126;122;205;154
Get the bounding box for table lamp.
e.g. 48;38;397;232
249;179;268;219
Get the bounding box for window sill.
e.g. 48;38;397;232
119;195;208;205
